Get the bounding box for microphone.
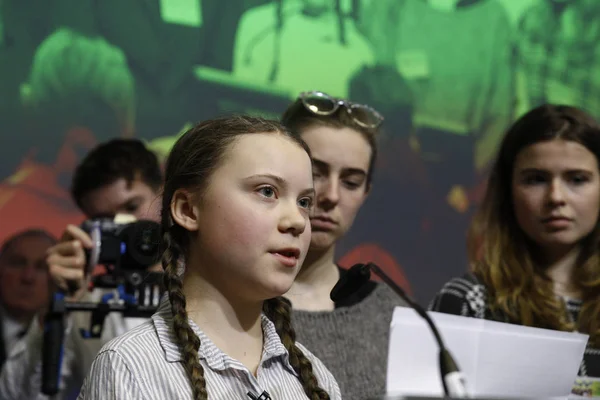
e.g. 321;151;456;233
247;390;272;400
331;263;470;398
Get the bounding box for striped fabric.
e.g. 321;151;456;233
77;299;341;400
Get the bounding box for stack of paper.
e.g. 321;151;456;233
387;307;589;399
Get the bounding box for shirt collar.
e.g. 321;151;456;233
0;305;29;345
153;296;295;374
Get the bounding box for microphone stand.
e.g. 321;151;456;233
365;263;469;398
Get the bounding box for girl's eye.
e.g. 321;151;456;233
522;174;546;185
258;186;276;198
298;197;313;209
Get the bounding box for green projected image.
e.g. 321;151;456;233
0;0;597;301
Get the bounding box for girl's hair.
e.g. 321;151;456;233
161;115;330;400
281;97;379;189
469;104;600;346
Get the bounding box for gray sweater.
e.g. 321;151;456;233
292;283;404;400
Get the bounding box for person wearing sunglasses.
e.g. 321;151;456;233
282;91;406;400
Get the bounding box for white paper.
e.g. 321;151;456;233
387;307;589;399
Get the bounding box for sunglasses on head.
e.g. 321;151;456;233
298;91;384;129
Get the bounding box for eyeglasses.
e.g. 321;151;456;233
299;91;384;129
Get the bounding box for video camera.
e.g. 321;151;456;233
42;216;164;396
77;216;163;314
80;216;162;293
81;215;161;272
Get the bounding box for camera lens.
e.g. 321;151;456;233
124;221;161;269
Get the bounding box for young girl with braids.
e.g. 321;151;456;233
78;115;341;400
430;104;600;383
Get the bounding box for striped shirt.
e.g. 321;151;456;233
77;298;342;400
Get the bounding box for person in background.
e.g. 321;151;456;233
430;104;600;382
514;0;600;119
233;0;374;99
282;91;406;399
0;229;56;369
20;27;136;165
342;64;421;298
47;0;248;139
0;139;163;400
357;0;514;300
79;115;341;399
0;27;136;243
0;0;66;179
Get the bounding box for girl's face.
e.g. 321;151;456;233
183;134;314;302
301;125;371;252
512;139;600;256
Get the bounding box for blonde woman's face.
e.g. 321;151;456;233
512;139;600;255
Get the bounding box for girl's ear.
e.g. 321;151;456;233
170;189;200;231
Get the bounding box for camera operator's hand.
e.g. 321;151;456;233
46;224;93;301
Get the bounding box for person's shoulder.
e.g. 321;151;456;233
80;320;161;398
370;281;408;306
234;2;278;60
438;272;485;296
517;0;552;30
294;341;330;373
239;2;277;27
97;319;158;356
429;272;489;317
332;279;406;311
295;341;341;398
293;342;325;377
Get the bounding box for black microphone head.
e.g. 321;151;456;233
330;263;372;303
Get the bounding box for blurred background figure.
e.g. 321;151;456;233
0;0;63;179
515;0;600;119
354;0;514;300
20;27;136;170
0;229;56;369
233;0;374;99
0;28;135;243
43;0;250;139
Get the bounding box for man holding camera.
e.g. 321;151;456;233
0;139;164;400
